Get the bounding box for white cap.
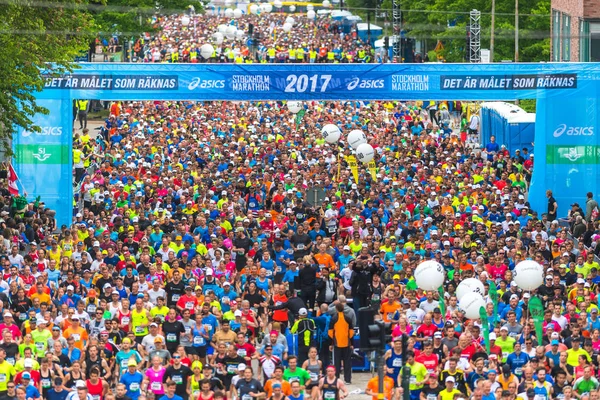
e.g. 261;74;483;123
489;332;497;340
206;268;214;276
299;308;308;315
24;359;34;368
234;310;243;317
445;377;455;383
93;241;100;247
67;285;74;291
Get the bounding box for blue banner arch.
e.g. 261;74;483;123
14;62;600;227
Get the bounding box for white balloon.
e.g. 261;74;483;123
456;278;485;300
181;15;191;26
289;5;296;12
514;260;544;290
225;25;237;39
200;44;214;59
285;16;295;25
347;129;367;149
356;143;375;164
287;101;303;114
260;3;272;12
233;8;243;18
307;4;314;10
282;22;292;32
224;0;233;6
274;0;283;8
213;32;224;44
235;29;245;39
459;292;486;320
218;24;228;33
224;8;234;17
322;0;331;7
321;124;341;143
414;260;445;291
307;10;316;18
249;4;259;14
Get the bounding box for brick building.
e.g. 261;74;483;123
551;0;600;61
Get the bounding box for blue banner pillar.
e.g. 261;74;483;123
13;91;73;228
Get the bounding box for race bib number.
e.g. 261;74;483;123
515;367;523;376
172;294;181;302
0;374;5;382
410;376;417;385
328;227;336;233
136;326;145;334
324;392;336;400
122;317;130;325
288;376;299;383
72;334;80;341
185;302;194;309
6;358;14;366
310;373;319;382
297;244;305;250
237;349;247;357
151;382;162;391
42;379;51;388
172;375;183;384
87;304;97;313
194;336;205;346
130;383;140;392
227;365;237;374
167;333;177;342
36;342;45;350
92;396;100;400
392;358;402;367
242;395;252;400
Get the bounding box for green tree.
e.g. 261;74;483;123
381;0;550;62
92;0;203;35
0;0;95;151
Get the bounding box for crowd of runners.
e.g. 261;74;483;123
2;7;600;400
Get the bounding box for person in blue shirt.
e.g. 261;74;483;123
59;286;81;307
159;382;184;400
283;261;299;286
506;342;529;380
20;373;41;399
119;360;144;400
485;135;500;161
273;242;293;279
46;378;69;400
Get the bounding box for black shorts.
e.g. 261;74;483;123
186;345;207;358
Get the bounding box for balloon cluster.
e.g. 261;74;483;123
413;259;544;321
316;118;374;164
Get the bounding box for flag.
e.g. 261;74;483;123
488;283;498;325
295;109;306;127
437;286;445;317
528;295;545;342
347;155;359;184
368;160;377;181
479;306;490;353
7;163;19;195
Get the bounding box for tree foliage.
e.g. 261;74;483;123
0;0;95;152
350;0;550;62
92;0;203;36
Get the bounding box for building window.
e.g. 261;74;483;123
562;14;571;61
590;22;600;62
581;20;590;61
552;10;561;61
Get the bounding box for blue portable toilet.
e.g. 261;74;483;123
356;23;383;45
480;102;535;156
330;10;352;21
341;15;362;34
